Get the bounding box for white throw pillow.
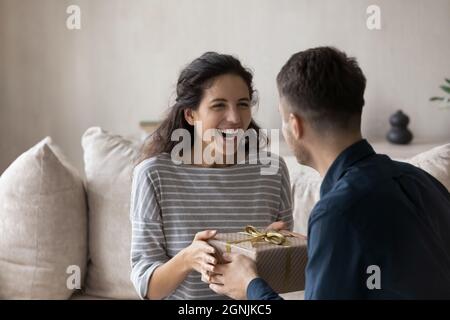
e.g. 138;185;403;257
408;143;450;191
82;127;140;299
290;168;322;236
289;143;450;237
0;137;87;299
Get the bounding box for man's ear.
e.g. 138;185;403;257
184;108;196;126
289;113;303;140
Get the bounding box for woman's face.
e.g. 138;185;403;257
185;73;253;162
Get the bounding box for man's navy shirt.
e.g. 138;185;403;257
247;139;450;299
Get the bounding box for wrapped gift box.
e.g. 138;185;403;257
208;227;308;293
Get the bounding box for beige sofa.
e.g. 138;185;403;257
0;127;449;300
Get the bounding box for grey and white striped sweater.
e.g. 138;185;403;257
130;152;293;300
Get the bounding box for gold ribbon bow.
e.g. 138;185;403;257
241;225;287;245
225;225;288;253
222;226;304;291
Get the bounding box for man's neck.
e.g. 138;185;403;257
310;134;363;177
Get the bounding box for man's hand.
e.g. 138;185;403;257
206;253;258;300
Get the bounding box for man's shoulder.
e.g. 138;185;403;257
334;153;435;195
358;153;435;179
309;153;444;230
309;156;400;224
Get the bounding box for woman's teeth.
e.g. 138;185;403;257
217;129;240;137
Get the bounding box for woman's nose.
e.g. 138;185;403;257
225;106;241;124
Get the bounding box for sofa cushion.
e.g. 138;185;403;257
289;143;450;236
0;137;87;299
288;166;321;236
81;127;140;299
408;143;450;191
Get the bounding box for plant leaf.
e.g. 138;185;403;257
446;78;450;85
430;97;444;101
440;85;450;94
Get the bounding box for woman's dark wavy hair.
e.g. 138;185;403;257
137;52;264;165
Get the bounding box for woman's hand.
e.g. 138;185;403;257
182;230;218;276
266;220;287;231
146;229;217;300
266;221;307;239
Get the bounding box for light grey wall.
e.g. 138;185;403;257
1;0;450;174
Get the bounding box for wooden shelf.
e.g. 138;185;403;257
139;121;160;134
369;139;447;159
278;137;448;160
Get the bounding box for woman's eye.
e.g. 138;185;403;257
238;103;250;108
212;104;225;109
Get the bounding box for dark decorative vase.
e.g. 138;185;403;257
386;110;413;144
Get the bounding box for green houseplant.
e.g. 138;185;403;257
430;78;450;109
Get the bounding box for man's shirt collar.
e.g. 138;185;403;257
320;139;376;197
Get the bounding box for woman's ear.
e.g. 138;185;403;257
184;108;196;126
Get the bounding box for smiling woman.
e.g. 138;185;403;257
138;52;262;165
183;73;253;161
130;52;293;300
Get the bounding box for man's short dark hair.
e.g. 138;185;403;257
277;46;366;132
